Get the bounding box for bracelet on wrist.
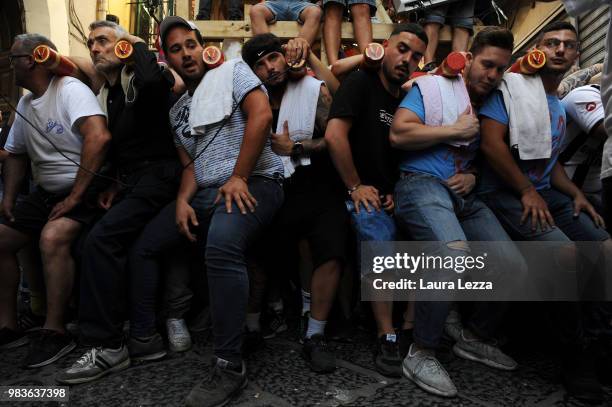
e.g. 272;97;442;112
347;183;361;196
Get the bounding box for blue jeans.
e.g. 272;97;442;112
346;199;397;277
479;187;611;345
478;187;610;242
128;176;283;363
265;0;319;23
394;172;524;347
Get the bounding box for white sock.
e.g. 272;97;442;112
305;317;326;339
301;289;311;315
245;312;261;332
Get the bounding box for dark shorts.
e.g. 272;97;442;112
422;0;475;32
268;180;349;269
0;186;104;236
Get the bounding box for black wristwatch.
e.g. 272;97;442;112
291;141;304;157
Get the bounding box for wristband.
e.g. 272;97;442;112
348;184;361;196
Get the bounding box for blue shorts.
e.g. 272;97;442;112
346;200;398;277
264;0;320;23
323;0;377;16
422;0;475;32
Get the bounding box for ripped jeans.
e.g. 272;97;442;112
394;172;524;348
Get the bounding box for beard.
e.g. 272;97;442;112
264;72;288;90
94;59;122;74
541;63;570;76
382;63;409;85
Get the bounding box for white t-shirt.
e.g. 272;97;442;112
561;85;604;193
4;76;106;193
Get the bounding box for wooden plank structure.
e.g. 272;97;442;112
173;0;466;63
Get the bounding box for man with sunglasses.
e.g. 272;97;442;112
0;34;110;367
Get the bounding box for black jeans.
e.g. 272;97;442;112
78;160;180;348
198;0;243;19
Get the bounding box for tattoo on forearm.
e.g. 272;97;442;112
558;64;603;98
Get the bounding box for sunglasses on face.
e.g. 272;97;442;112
8;54;31;64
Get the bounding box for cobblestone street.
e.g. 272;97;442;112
2;323;612;407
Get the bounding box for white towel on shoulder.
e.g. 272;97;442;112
277;75;323;177
499;73;551;160
189;58;241;135
436;75;471;147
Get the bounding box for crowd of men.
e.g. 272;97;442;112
1;3;612;406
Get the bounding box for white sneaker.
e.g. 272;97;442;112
167;318;192;352
402;344;457;397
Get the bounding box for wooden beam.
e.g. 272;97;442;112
193;20;395;41
511;1;565;52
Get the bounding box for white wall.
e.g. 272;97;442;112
22;0;97;58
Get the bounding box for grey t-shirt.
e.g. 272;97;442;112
169;60;284;188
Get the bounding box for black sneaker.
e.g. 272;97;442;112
22;329;76;368
399;329;413;358
128;333;167;362
17;309;44;332
0;327;29;349
303;334;336;373
375;334;402;377
242;330;264;357
561;347;604;404
185;358;247;407
262;309;287;339
195;13;210;21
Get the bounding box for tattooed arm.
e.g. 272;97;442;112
558;63;603;98
302;84;333;154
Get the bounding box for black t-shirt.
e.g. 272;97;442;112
328;70;401;195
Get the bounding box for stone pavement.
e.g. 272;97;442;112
1;324;612;407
